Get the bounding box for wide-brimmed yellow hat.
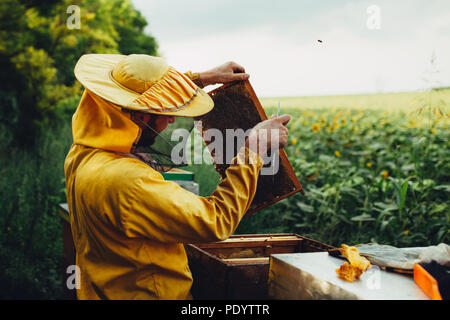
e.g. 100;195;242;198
74;54;214;117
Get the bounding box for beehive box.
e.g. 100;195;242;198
185;234;334;299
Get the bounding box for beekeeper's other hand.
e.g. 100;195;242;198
199;61;250;87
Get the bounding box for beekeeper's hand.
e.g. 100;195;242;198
199;61;250;87
246;114;291;159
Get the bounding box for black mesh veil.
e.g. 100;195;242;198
132;115;198;172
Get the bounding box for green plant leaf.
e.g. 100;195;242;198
296;201;314;213
399;180;409;212
351;214;376;222
429;203;448;215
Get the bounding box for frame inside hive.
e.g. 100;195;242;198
195;80;304;215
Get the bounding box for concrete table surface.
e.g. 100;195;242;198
268;252;429;300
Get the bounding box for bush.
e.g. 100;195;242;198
0;118;72;299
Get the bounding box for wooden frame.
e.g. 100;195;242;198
196;80;304;215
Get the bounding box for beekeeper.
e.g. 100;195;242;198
65;54;291;299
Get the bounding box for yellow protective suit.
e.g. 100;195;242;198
64;88;263;300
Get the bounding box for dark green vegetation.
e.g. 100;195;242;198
0;0;157;299
236;105;449;249
0;122;72;299
0;0;157;148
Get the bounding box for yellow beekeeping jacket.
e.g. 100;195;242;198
64;89;263;300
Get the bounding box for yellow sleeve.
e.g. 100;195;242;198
120;147;263;243
184;70;204;88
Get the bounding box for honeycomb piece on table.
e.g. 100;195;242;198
340;244;371;271
336;262;363;282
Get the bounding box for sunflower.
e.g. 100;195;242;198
311;123;320;133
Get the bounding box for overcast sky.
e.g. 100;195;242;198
132;0;450;97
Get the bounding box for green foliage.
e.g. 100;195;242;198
110;0;159;55
0;119;73;299
0;0;159;299
0;0;158;147
236;103;450;247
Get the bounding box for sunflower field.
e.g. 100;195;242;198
236;90;450;248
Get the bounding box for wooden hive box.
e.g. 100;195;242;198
185;234;334;300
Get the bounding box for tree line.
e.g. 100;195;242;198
0;0;158;148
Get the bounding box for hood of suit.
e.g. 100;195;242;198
72;89;141;153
